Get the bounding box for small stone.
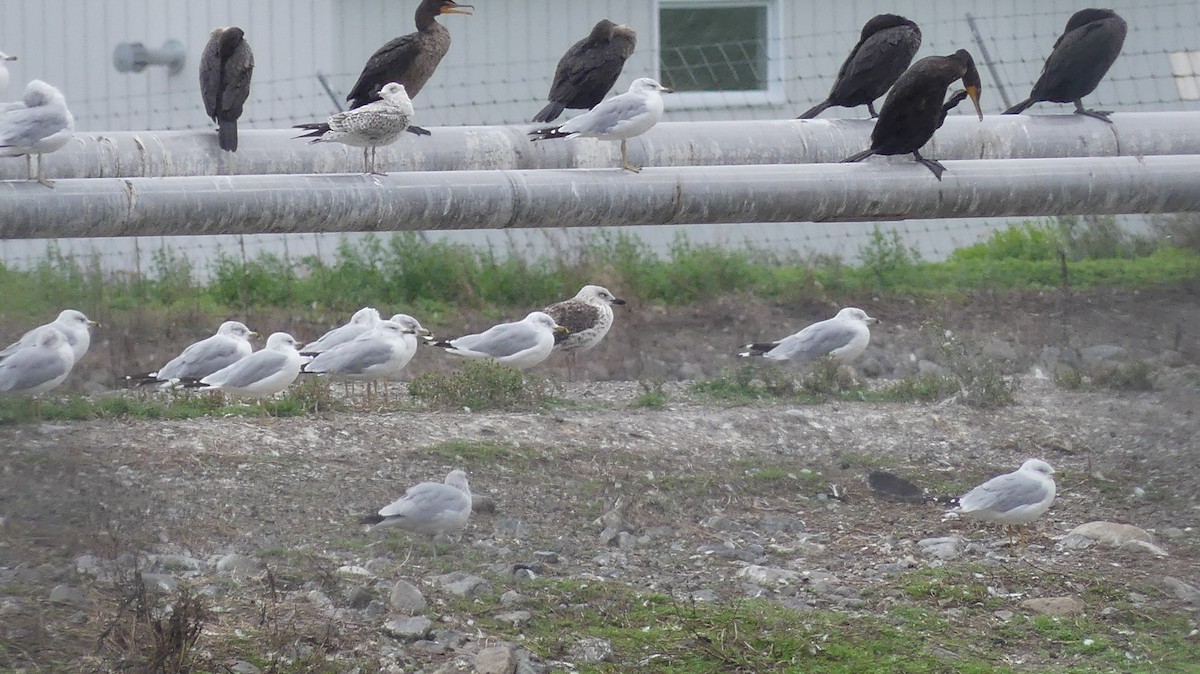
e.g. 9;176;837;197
74;554;105;577
615;532;636;550
147;554;204;573
1021;596;1085;617
569;637;613;664
472;495;497;514
1061;522;1167;556
493;610;532;626
1081;344;1125;364
381;615;433;642
48;585;89;606
389;579;426;615
493;518;529;536
346;585;373;610
214;553;259;577
1162;577;1200;607
993;610;1014;621
735;565;799;585
700;515;741;532
532;551;560;564
475;645;518;674
433;571;491;598
500;590;526;606
691;589;720;602
228;660;262;674
917;536;963;561
759;515;805;534
140;573;179;594
1159;527;1186;540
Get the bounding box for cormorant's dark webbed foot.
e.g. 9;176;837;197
912;151;946;180
1074;101;1113;123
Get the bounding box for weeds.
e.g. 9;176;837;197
873;372;961;402
922;324;1019;409
632;379;669;408
408;360;548;411
1056;361;1156;392
97;573;209;673
690;365;805;401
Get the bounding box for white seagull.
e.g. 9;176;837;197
431;311;568;370
303;320;417;384
0;79;75;187
362;469;473;541
127;320;257;387
957;459;1057;544
0;51;17;94
529;77;672;172
0;309;95;364
294;81;418;174
739;307;878;365
0;327;75;395
193;332;302;399
301;307;382;356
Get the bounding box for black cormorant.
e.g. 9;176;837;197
842;49;983;181
199;27;253;152
346;0;472;110
533;19;637;123
799;14;921;119
1003;8;1126;121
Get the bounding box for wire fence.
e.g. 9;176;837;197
0;1;1194;278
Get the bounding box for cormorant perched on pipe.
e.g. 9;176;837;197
842;49;983;181
346;0;472;134
199;27;253;152
1004;8;1126;121
798;14;921;119
533;19;637;123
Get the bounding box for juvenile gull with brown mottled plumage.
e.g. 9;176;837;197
542;285;625;379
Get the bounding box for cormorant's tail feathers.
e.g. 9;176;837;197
533;102;565;124
218;120;238;152
1003;99;1035;115
797;100;832;120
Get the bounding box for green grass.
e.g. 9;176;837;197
2;223;1197;330
440;575;1200;673
0;390;314;424
632;379;669;409
408;360;550;411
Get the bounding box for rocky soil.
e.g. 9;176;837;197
2;287;1199;672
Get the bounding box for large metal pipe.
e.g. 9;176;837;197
2;155;1198;239
4;112;1198;180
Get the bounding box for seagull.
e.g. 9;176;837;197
0;327;75;395
361;469;473;545
957;459;1057;545
125;321;257;387
0;79;75;187
302;320;418;396
430;311;568;370
300;307;382;357
293;82;419;174
0;309;95;364
191;332;302;400
0;51;17;94
738;307;878;365
542;285;626;380
529;77;672;172
200;26;254;152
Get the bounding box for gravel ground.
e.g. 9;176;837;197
2;288;1199;672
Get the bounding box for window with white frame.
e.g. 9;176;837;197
658;0;778;97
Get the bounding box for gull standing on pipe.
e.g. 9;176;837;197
529;77;672;173
294;82;416;174
0;51;17;94
0;79;75;187
200;26;254;152
347;0;473;135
